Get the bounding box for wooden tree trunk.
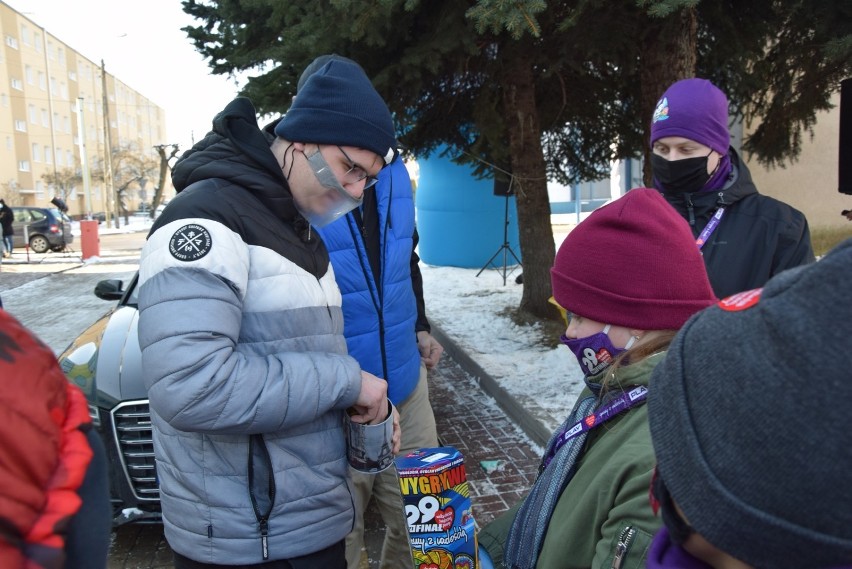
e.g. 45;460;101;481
640;7;698;186
500;54;560;320
152;144;180;215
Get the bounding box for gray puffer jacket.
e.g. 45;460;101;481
137;97;361;564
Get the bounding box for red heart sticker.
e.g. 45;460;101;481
719;288;763;311
596;348;613;363
434;506;455;531
584;415;596;427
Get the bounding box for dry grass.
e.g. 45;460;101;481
811;225;852;258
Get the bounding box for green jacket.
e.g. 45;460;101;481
479;353;664;569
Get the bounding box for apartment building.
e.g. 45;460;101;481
0;1;168;218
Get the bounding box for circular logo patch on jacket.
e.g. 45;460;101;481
169;224;212;261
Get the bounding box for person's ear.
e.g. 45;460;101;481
629;329;646;341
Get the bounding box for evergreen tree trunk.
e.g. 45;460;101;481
500;53;559;320
640;8;697;186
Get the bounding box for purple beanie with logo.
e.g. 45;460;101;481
650;78;730;154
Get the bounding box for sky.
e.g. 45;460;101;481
13;0;246;151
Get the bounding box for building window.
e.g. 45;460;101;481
66;150;73;166
64;116;71;133
44;146;52;164
32;143;41;162
5;36;18;49
35;181;44;199
18;160;30;172
21;25;31;46
25;65;34;85
11;78;23;91
38;72;46;90
69;71;77;82
41;109;48;127
14;120;26;132
34;32;43;52
56;148;63;166
29;105;37;124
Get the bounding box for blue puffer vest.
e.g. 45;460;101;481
316;159;421;404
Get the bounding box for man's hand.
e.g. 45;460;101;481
417;331;444;369
349;371;388;425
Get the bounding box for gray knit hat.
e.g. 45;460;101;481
276;58;397;165
648;238;852;569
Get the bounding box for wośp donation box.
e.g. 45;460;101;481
396;447;478;569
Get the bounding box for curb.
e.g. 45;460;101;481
431;323;550;448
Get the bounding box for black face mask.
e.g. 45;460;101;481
651;152;711;194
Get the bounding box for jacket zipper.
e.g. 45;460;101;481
611;525;636;569
248;435;275;560
685;194;696;226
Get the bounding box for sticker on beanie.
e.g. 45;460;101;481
652;97;670;124
719;288;762;311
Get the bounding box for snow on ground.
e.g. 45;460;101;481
420;263;585;434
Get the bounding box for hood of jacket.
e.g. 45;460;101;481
171;97;300;223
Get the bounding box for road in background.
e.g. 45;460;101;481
1;230;146;353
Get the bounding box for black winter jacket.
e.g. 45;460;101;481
661;149;814;298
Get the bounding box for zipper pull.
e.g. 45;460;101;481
685;194;696;226
260;518;269;560
611;526;636;569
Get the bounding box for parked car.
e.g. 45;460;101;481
11;205;74;253
58;273;161;525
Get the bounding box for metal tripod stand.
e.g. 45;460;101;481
476;188;522;285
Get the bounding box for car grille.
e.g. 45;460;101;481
111;400;159;501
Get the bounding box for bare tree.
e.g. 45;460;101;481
152;144;181;217
41;168;82;204
0;180;23;205
91;143;159;226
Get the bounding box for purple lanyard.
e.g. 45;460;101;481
543;386;648;469
696;207;725;250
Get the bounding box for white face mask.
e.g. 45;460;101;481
294;148;363;228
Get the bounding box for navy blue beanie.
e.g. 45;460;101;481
275;59;397;165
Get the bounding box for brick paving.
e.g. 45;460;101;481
107;347;542;568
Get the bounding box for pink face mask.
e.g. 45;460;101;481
559;325;637;377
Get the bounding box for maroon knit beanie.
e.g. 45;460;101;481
650;78;730;154
550;188;716;330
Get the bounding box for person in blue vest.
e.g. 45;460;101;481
299;55;444;569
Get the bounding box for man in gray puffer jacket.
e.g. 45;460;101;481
137;60;400;569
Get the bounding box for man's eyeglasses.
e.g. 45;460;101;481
337;146;379;189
